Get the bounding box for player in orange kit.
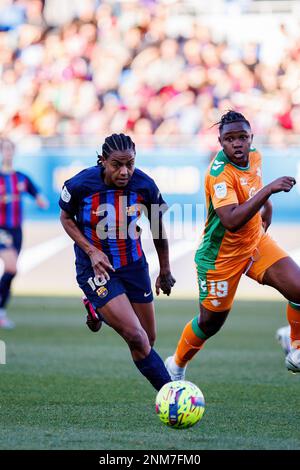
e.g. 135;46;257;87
165;110;300;376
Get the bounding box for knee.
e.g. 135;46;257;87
199;316;223;338
123;327;149;352
4;264;17;276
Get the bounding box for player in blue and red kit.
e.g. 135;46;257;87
59;133;176;391
0;138;48;328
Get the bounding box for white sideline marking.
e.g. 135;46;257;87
148;239;197;275
17;235;71;274
2;231;300;276
0;340;6;364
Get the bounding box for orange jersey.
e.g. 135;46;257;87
195;148;264;275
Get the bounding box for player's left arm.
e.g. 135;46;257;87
152;219;176;296
146;180;176;296
24;174;49;209
261;199;272;232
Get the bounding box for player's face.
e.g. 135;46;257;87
219;122;253;167
0;140;15;167
102;149;135;187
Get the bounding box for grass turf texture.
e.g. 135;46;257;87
0;297;299;450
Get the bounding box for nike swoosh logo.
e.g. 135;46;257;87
144;291;152;297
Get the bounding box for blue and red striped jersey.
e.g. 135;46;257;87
59;166;167;269
0;171;38;228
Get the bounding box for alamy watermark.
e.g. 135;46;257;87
91;198;205;243
0;340;6;364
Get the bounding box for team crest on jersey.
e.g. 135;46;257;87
61;186;71;203
240;177;248;186
256;167;262;177
126;204;138;216
213;182;227;199
96;286;108;298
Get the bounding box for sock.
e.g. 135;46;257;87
174;316;208;367
287;302;300;350
0;272;15;309
134;348;171;391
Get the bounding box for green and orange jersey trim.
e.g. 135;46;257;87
195;148;263;281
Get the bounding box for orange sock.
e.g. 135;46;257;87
287;302;300;350
174;317;208;367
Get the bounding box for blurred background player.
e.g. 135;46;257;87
0;138;48;328
59;133;175;391
165;111;300;378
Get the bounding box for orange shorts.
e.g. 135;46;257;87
196;233;288;312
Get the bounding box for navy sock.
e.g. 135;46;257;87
0;272;15;308
134;348;171;391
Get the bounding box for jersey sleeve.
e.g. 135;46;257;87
24;174;39;197
208;171;238;209
59;178;79;216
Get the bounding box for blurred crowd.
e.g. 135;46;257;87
0;0;300;149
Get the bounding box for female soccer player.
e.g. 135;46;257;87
0;138;48;328
165;110;300;377
59;133;175;391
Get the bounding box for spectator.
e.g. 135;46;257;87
0;0;299;148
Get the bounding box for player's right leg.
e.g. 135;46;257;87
76;265;170;390
165;304;230;380
165;265;244;380
276;325;291;355
97;294;171;391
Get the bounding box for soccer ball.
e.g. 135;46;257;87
155;380;205;429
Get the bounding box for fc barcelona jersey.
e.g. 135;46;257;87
59;166;167;269
0;171;38;229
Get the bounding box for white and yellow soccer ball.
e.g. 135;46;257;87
155;380;205;429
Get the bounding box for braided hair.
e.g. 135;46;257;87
97;133;136;165
217;111;251;133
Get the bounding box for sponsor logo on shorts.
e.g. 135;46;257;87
144;291;152;297
96;286;108;298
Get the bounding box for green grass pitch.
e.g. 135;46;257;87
0;296;299;450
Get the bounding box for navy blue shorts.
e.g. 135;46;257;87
0;227;22;254
76;254;153;310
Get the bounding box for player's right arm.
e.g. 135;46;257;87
59;181;114;280
216;176;296;232
60;210;114;280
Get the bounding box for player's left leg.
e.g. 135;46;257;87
165;264;245;380
262;257;300;371
121;254;156;347
0;228;22;329
131;302;156;347
0;248;18;329
246;233;300;370
97;294;171;390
